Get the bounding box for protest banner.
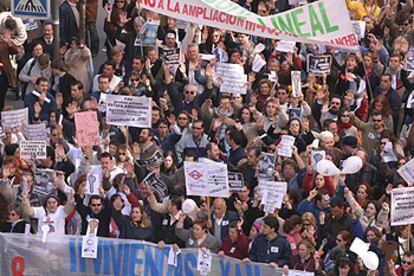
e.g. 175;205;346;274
22;123;47;140
33;169;55;197
291;71;302;97
215;63;247;94
184;161;229;198
106;95;152;128
391;187;414;226
258;181;287;213
398;158;414;186
1;108;29;129
258;152;275;181
306;54;331;75
20;141;47;159
278;135;296;157
74;111;100;147
134;21;160;46
0;233;308;275
142;171;168;201
228;172;245;192
141;0;358;50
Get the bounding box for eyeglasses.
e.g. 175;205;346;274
336;239;343;242
118;152;126;156
8;212;17;217
331;102;341;106
380;141;387;145
131;79;139;82
403;260;413;265
373;119;382;122
91;204;102;207
404;22;411;26
399;162;406;166
303;223;311;227
185;91;196;95
192;126;203;130
178;117;188;120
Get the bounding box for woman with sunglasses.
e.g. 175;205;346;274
115;144;132;172
368;96;394;131
337;108;358;138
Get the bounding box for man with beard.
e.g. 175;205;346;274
138;128;160;161
318;95;342;126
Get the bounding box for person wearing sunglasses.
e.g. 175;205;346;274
389;250;414;276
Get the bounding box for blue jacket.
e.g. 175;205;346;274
249;234;291;266
59;1;80;44
297;198;330;225
24;92;57;122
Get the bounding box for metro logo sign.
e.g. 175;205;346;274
188;170;203;181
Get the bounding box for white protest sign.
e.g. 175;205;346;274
278;135;296;157
184;161;229;198
134;21;160;46
86;165;103;195
82;219;99;259
291;71;302;97
228;172;245;193
22;123;47;140
252;54;267;73
215;63;247;94
168;247;181;267
258;181;287;213
398;158;414;186
19;141;47;159
268;71;278;83
306;54;331;76
391;187;414;226
311;150;326;169
1;108;29;129
106;95;152;128
258;153;275;181
383;142;397;163
405;47;414;72
352;20;366;41
197;249;212;275
275;40;296;53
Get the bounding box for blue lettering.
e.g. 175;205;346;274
144;245;158;275
78;239;86;272
69;238;77;272
129;243;145;276
184;253;196;276
235;263;242;276
93;240;104;274
111;241;124;276
246;263;261;276
167;251;183;276
122;243;130;276
220;260;231;276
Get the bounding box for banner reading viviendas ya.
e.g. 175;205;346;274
141;0;358;49
0;233;306;275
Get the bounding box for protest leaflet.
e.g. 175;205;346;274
197;249;212;275
106;95;152;128
398;158;414;186
383;142;398;163
159;46;181;73
142;171;168;201
1;108;28;129
252;54;267;73
142;0;358;50
391;187;414;226
184;161;229;198
135;150;164;167
258;181;287;213
33;169;55;196
291;71;302;97
215;63;247;94
352;20;366;41
228;172;245;193
20;141;47;159
306;54;331;75
86;165;103;195
258;153;275;181
278;135;296;157
275;40;296;53
134;21;160;46
74;111;100;147
22;123;47;140
311;150;326;169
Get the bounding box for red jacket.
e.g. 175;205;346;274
220;230;249;260
303;172;335;197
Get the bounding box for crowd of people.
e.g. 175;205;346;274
0;0;414;275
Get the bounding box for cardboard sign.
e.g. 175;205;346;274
20;140;47;159
215;63;247;94
74;111;100;147
258;181;287;213
106;95;152;128
391;187;414;226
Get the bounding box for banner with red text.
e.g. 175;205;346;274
141;0;358;49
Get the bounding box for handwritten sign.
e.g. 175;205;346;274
74;111;100;147
215;63;247;94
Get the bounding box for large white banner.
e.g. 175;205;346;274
106;95;152;128
141;0;358;49
391;187;414;226
184;161;229;197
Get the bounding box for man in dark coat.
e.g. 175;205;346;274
59;0;80;45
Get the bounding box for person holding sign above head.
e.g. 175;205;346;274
244;215;291;269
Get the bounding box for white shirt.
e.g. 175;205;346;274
92;74;122;93
33;206;67;236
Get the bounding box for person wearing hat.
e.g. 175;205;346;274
20;189;75;237
244;215;291;268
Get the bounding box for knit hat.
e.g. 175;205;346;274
45;193;60;203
